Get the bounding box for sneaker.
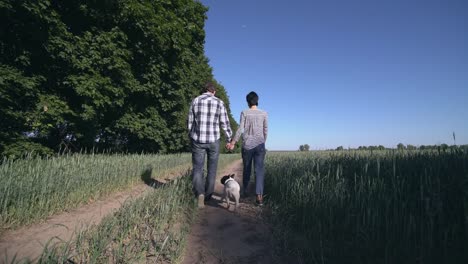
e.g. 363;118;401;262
197;194;205;208
256;195;264;206
204;193;213;202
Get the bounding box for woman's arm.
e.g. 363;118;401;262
229;111;245;148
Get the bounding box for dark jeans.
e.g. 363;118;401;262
242;143;266;195
191;140;220;197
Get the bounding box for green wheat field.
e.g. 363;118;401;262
1;149;467;263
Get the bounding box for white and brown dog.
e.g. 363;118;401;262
220;174;240;211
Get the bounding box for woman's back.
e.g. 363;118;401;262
239;108;268;150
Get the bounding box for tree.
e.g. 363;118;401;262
0;0;237;156
397;143;405;150
0;65;53;157
336;146;344;151
299;144;310;151
407;144;416;150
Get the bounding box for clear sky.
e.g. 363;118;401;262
200;0;468;151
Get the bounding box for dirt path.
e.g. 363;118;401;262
0;180;166;263
182;159;278;264
0;160;281;263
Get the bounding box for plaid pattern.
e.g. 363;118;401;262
188;92;232;143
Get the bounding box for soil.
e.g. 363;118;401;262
181;160;280;264
0;180;169;262
0;160;283;263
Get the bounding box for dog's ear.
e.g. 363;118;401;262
230;174;235;178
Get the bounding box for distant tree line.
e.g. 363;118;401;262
333;144;468;151
397;143;467;151
0;0;237;157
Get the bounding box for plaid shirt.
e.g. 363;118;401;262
188;92;232;143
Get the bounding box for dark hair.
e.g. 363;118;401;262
205;82;216;93
246;91;258;107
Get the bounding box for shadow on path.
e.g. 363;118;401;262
140;168;167;188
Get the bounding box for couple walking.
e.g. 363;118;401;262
188;82;268;208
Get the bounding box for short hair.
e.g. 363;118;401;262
246;91;258;107
205;82;216;93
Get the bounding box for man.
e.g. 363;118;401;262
188;82;232;208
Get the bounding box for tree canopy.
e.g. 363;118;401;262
299;144;310;151
0;0;237;156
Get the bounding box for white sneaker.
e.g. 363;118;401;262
197;194;205;209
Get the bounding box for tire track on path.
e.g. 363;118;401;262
0;183;153;263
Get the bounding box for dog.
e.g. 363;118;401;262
220;174;240;211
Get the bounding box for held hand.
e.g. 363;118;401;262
225;143;231;150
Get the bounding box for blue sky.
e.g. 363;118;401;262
200;0;468;150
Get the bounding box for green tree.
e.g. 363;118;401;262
407;144;417;150
0;0;237;156
0;65;52;157
299;144;310;151
336;146;344;151
397;143;405;150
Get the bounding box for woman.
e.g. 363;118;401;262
228;91;268;205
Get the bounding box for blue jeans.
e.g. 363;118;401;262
242;143;266;195
191;140;220;197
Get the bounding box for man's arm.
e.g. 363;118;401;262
187;101;194;134
219;102;232;142
263;112;268;141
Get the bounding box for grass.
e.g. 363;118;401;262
264;149;468;264
2;153;240;263
32;153;240;264
35;174;196;264
0;152;238;230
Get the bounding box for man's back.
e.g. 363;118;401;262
188;92;232;143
